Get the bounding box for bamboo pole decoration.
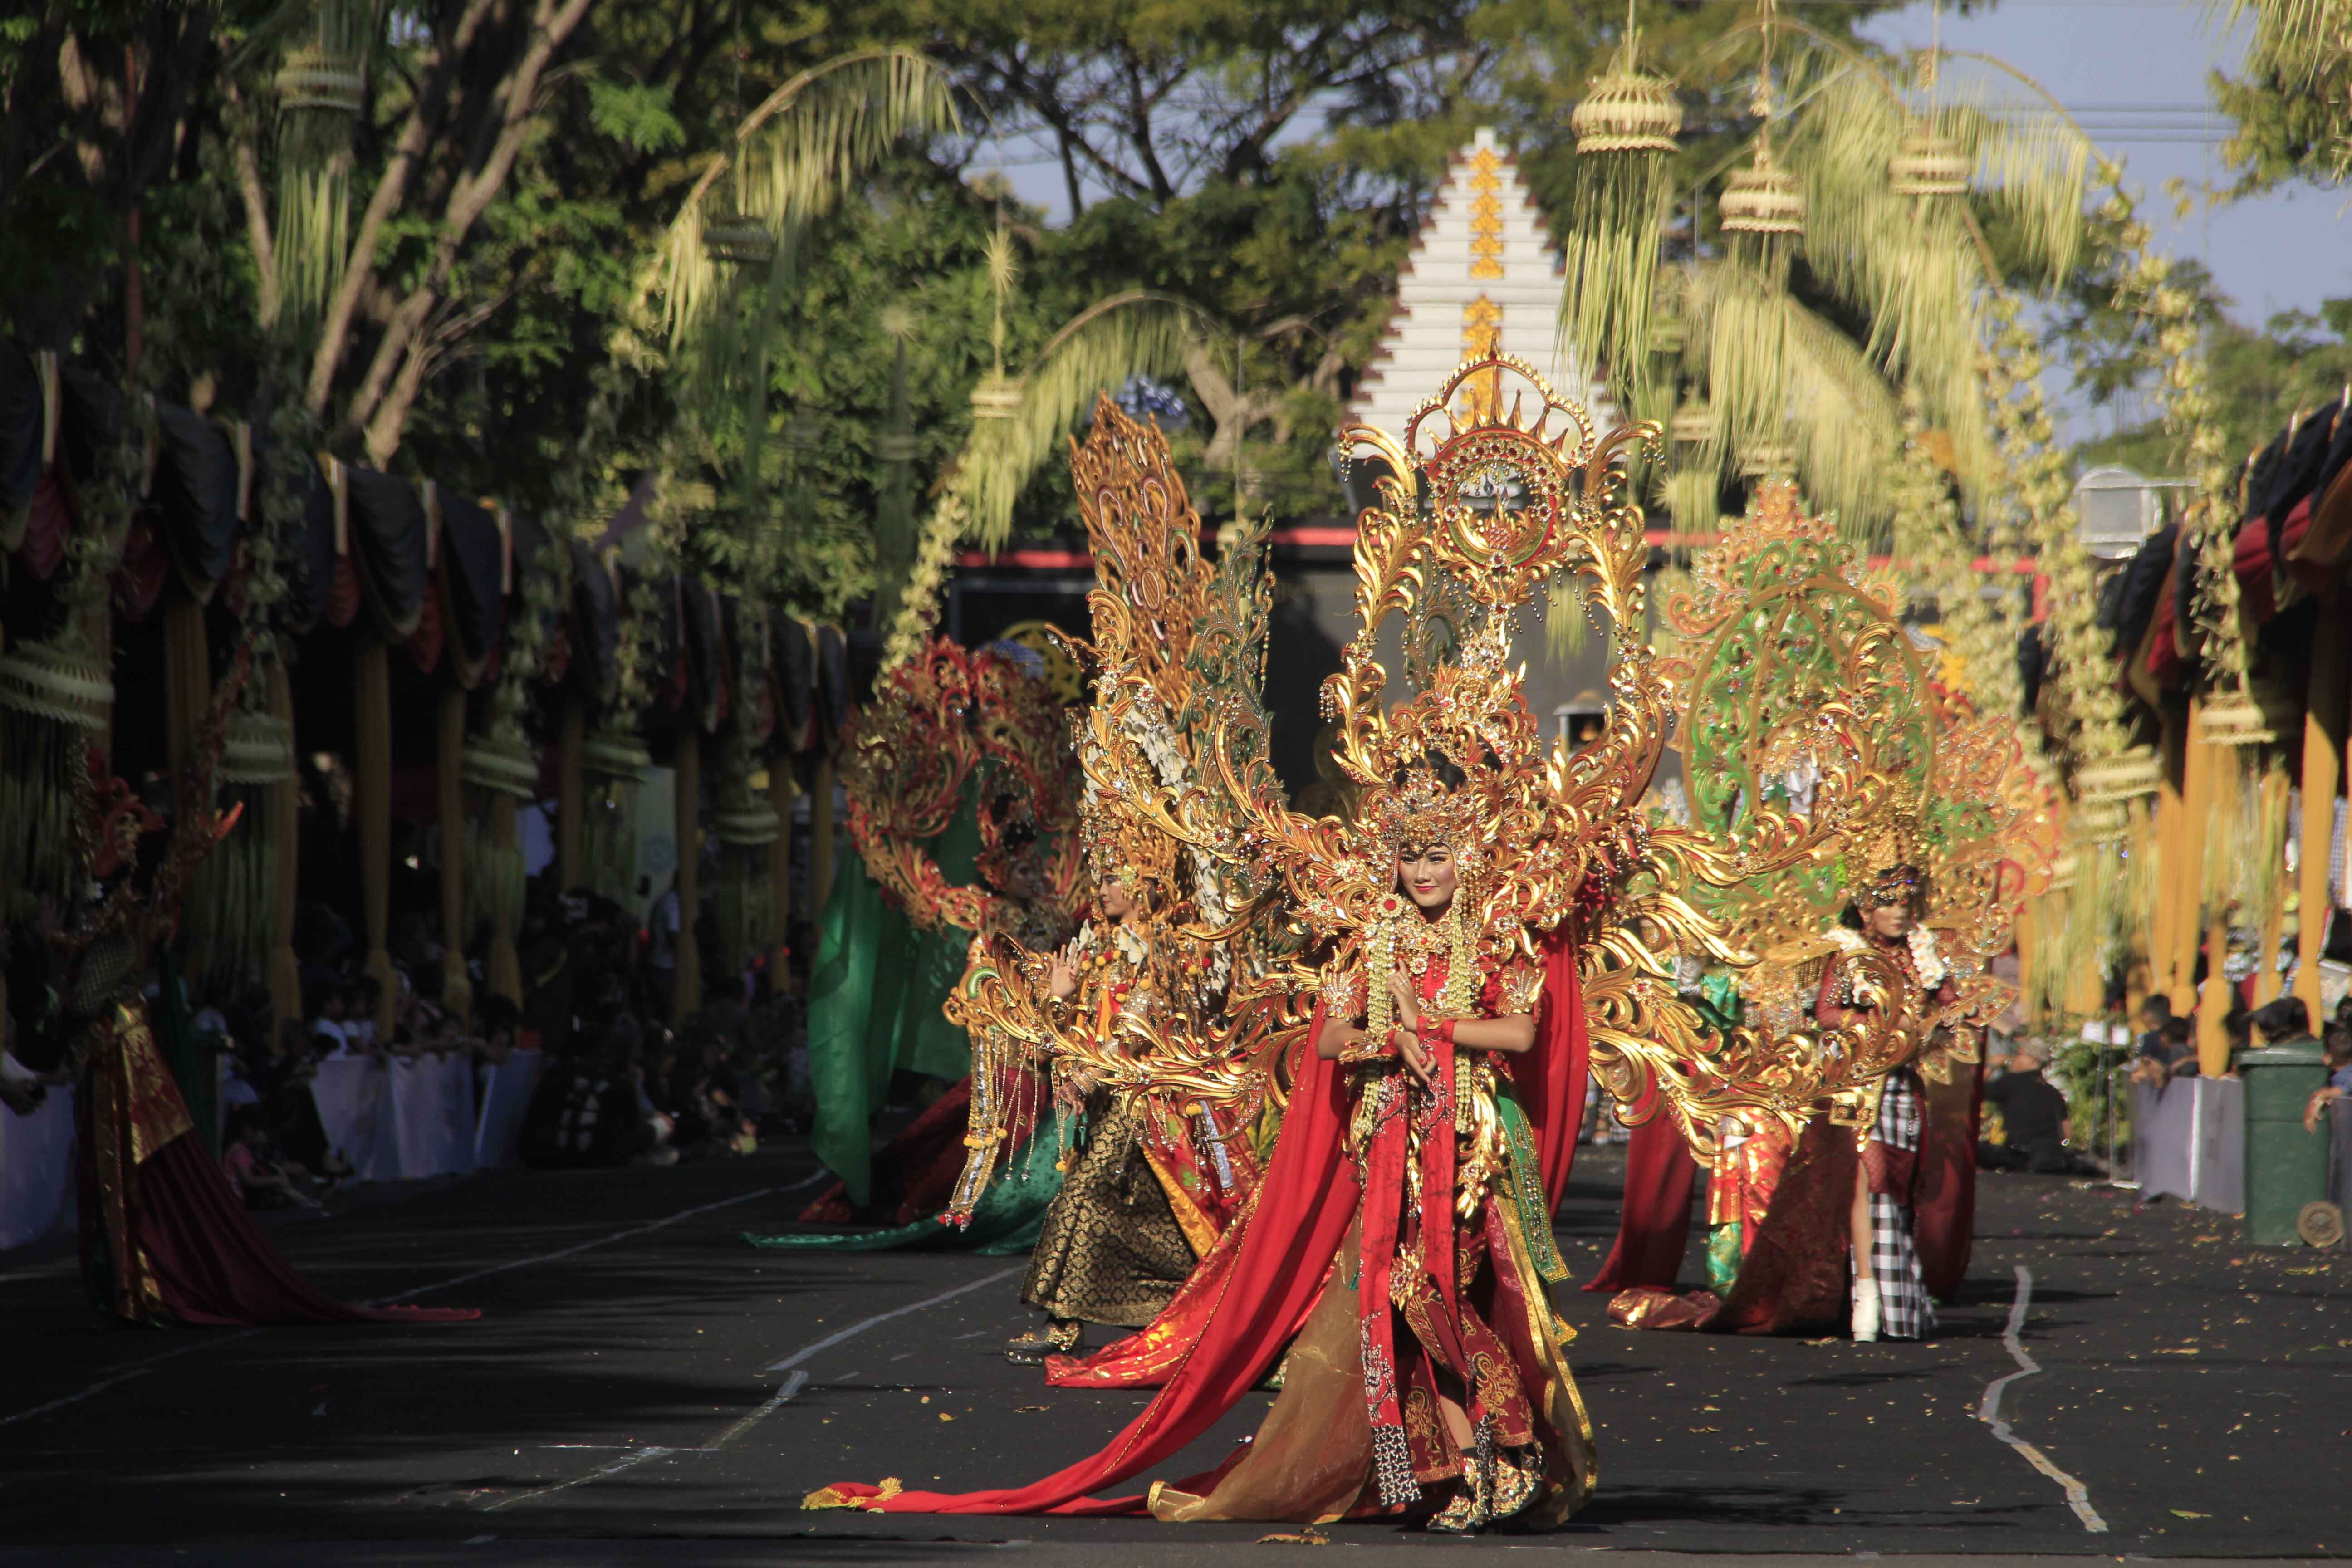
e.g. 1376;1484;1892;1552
673;728;702;1021
2152;706;2186;1000
2253;763;2292;1005
354;637;397;1039
810;747;836;912
2195;730;2239;1075
557;697;585;893
2123;795;2157;1025
436;685;473;1019
769;756;796;996
486;789;523;1004
2169;696;2211;1018
267;661;301;1034
2298;594;2350;1020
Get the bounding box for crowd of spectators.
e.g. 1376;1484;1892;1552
187;872;808;1207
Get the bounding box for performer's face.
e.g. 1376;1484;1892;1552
1866;899;1912;939
1396;843;1458;914
1099;881;1137;919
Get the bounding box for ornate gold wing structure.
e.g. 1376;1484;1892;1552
1663;482;2058;1125
1060;353;1921;1162
839;637;1079;941
941;400;1296;1223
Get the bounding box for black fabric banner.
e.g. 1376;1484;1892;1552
438;492;506;668
151;403;240;597
773;610;813;746
342;465;429;641
816;623;849;739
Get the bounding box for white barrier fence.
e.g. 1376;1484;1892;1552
1;1052;544;1251
0;1086;77;1250
2133;1076;2245;1214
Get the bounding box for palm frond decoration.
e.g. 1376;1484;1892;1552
1774;58;2094;499
2210;0;2352;86
651;47;962;350
1559;18;1684;412
959;291;1216;550
271;0;375;335
1676;261;1904;536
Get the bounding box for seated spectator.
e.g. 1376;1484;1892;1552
308;984;353;1058
2249;994;2318;1049
2303;1022;2352;1132
2132;994;2173;1065
472;995;521;1067
1980;1039;2091;1174
222;1109;320;1210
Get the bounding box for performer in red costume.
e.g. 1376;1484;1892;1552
11;659;474;1328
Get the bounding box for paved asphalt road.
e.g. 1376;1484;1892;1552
2;1134;2346;1564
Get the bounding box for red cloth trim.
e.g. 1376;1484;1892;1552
328;554;362;629
110;510;169;622
2232;516;2277;623
407;575;445;673
1581;1112;1697;1293
2144;559;2184;687
126;1132;478;1326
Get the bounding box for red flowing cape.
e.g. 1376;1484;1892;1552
814;925;1590;1515
1580;1112;1698;1293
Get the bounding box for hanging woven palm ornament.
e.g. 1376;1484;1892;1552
1888;123;1971;197
1562;7;1683;414
1719;143;1805;236
703;184;778;266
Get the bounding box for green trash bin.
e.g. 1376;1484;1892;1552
2240;1042;2332;1247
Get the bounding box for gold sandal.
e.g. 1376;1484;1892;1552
1003;1318;1083;1363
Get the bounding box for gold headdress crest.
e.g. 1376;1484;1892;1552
1847;802;1926;906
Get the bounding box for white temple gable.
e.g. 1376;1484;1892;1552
1346;127;1598;444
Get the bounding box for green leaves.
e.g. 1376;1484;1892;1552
587;78;686;154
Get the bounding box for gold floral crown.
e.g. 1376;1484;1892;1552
1847;805;1926;905
1362;764;1488;871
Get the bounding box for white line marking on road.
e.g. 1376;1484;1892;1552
3;1182;791;1429
486;1266;1023;1511
763;1265;1023;1373
1976;1264;2107;1533
481;1446;680;1510
368;1185;781;1305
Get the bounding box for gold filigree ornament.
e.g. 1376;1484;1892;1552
1663;482;2058;1132
839;637;1080;942
1030;354;1920;1165
941;399;1300;1223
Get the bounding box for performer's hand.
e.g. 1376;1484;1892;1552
1047;948;1079;1000
1396;1028;1433;1089
1388;970;1420;1029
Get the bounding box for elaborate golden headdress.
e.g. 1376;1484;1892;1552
1058;353;1912;1160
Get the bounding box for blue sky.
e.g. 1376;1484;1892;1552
1862;0;2342;328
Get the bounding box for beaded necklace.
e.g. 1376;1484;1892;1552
1363;895;1480;1043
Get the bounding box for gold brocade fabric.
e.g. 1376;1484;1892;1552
1148;1077;1597;1528
86;1000;194;1323
1020;1097;1197;1328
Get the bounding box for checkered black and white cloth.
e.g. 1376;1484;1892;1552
1864;1071;1936;1340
